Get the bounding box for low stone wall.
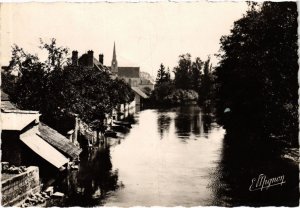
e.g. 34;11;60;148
1;166;40;207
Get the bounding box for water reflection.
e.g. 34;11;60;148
103;105;225;206
174;105;214;140
47;105;298;207
157;113;171;139
210;130;299;206
48;146;122;207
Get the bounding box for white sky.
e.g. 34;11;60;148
0;1;247;77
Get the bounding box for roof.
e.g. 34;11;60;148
118;67;140;78
131;87;148;99
1;90;10;101
20;127;69;169
38;122;81;159
1;111;40;131
93;58;103;68
1;90;18;110
1;101;17;110
140;78;155;85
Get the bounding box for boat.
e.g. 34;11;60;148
113;120;132;128
111;124;130;133
104;130;117;138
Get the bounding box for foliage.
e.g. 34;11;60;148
151;54;214;106
150;63;174;105
198;57;214;104
156;64;171;85
39;38;70;70
190;57;203;92
141;87;152;96
164;89;198;105
173;54;193;90
2;38;134;133
215;2;298;145
150;81;175;106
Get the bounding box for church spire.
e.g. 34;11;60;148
113;41;116;60
111;41;118;74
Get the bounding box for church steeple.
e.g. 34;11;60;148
111;42;118;74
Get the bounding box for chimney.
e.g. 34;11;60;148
72;51;78;66
99;54;104;64
87;50;94;67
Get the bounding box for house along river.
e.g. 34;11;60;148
47;104;299;207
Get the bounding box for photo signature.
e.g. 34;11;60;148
249;174;285;191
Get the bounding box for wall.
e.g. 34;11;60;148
121;77;140;87
135;93;141;105
1;166;40;206
1;131;22;166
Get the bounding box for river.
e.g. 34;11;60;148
48;105;299;207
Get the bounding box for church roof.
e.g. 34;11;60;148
118;67;140;78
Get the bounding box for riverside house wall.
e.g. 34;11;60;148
1;166;40;206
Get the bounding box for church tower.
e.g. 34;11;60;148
111;42;118;74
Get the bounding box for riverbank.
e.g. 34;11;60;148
36;105;299;207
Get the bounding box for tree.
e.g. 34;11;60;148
141;87;152;96
215;2;298;145
156;64;171;86
173;54;192;90
39;38;70;71
199;57;213;104
190;57;203;92
3;38;135;135
150;63;174;106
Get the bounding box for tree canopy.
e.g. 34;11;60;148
215;2;298;146
2;38;134;133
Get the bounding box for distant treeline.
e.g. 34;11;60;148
150;2;298;148
149;54;214;107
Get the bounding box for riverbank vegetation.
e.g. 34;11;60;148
149;55;214;107
214;2;298;148
2;39;134;133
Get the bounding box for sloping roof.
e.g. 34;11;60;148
1;101;17;110
20;127;69;169
38;122;81;159
1;111;40;131
131;87;148;99
140;78;155;85
1;90;10;101
93;58;103;68
118;67;140;78
1;90;18;110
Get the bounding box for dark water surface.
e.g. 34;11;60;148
48;105;299;207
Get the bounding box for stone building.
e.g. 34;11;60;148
110;42;141;87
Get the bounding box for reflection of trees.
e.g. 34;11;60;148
175;112;191;140
157;113;171;139
210;130;299;206
59;146;121;206
201;105;213;134
174;105;206;139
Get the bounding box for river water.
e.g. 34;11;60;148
48;105;299;207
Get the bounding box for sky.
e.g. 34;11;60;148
0;1;248;78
